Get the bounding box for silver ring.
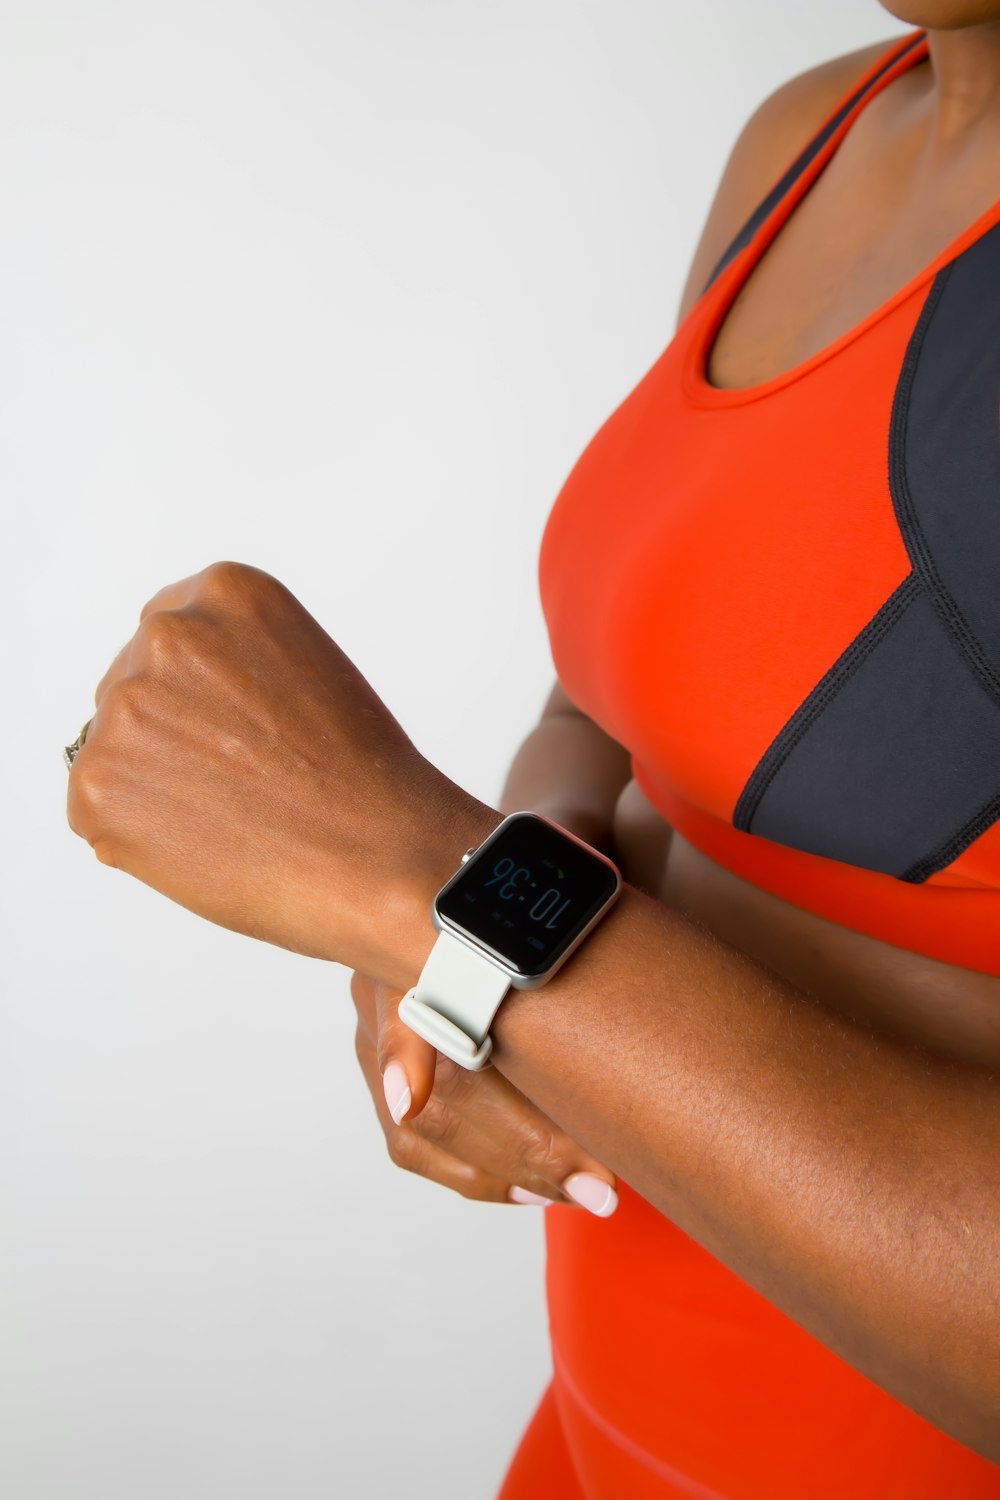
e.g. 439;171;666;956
63;718;93;771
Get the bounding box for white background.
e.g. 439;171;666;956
2;3;903;1496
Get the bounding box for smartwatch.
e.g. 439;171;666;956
398;810;623;1070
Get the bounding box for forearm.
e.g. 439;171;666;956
487;880;1000;1461
497;703;632;858
389;791;999;1462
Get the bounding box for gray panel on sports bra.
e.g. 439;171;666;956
890;223;1000;705
733;224;1000;882
739;585;1000;881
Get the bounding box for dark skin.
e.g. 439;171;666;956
68;0;1000;1471
351;0;1000;1464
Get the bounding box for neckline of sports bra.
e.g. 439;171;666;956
683;31;1000;410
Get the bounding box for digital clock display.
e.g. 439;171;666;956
435;812;621;980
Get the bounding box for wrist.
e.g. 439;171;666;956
394;805;624;1071
509;801;616;861
380;792;504;991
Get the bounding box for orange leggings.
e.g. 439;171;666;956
498;1384;583;1499
496;1182;1000;1499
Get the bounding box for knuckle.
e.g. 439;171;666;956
92;838;119;869
454;1175;495;1204
198;560;293;631
410;1092;458;1150
67;681;143;833
65;774;88;838
454;1182;480;1202
68;747;112;820
67;758;119;860
141;608;192;667
520;1119;562;1173
108;673;144;712
138;588;171;624
94;677;145;741
203;559;251;591
94;648;129;706
67;763;96;825
204;559;281;603
69;770;114;843
430;1052;465;1099
385;1126;419;1173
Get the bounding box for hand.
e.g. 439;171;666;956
66;560;498;983
351;971;619;1216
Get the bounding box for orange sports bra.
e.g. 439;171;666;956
538;27;1000;978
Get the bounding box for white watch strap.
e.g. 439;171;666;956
398;929;512;1070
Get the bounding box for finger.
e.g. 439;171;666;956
373;980;438;1125
93;568;208;706
349;969;378;1040
137;560;277;624
418;1059;619;1215
361;981;618;1215
355;1026;531;1205
93;639;135;707
138;574;201;623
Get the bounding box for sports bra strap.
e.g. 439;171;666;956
701;30;927;295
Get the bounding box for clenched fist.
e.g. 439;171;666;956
66;560;497;986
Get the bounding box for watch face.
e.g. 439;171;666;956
435;812;621;980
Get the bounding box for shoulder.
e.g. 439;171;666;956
676;36;911;323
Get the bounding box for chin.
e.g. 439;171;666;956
877;0;1000;25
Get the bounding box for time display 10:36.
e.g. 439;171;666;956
435;813;621;978
484;856;571;929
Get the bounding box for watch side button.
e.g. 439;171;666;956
460;848;476;864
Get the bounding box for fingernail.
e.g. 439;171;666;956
508;1186;551;1206
382;1061;411;1125
562;1173;618;1217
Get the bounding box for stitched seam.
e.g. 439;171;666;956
888;264;1000;709
732;573;921;832
901;789;1000;883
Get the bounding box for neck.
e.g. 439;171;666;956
922;23;1000;139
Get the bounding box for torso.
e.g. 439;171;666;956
612;42;1000;1070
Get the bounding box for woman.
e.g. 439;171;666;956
67;4;1000;1496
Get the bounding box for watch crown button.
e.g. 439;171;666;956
460;848;476;864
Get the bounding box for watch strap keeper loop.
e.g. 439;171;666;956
397;992;494;1070
398;928;513;1070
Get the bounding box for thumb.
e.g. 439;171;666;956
375;980;437;1125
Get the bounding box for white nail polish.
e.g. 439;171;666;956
562;1173;618;1217
508;1186;550;1206
382;1061;411;1125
